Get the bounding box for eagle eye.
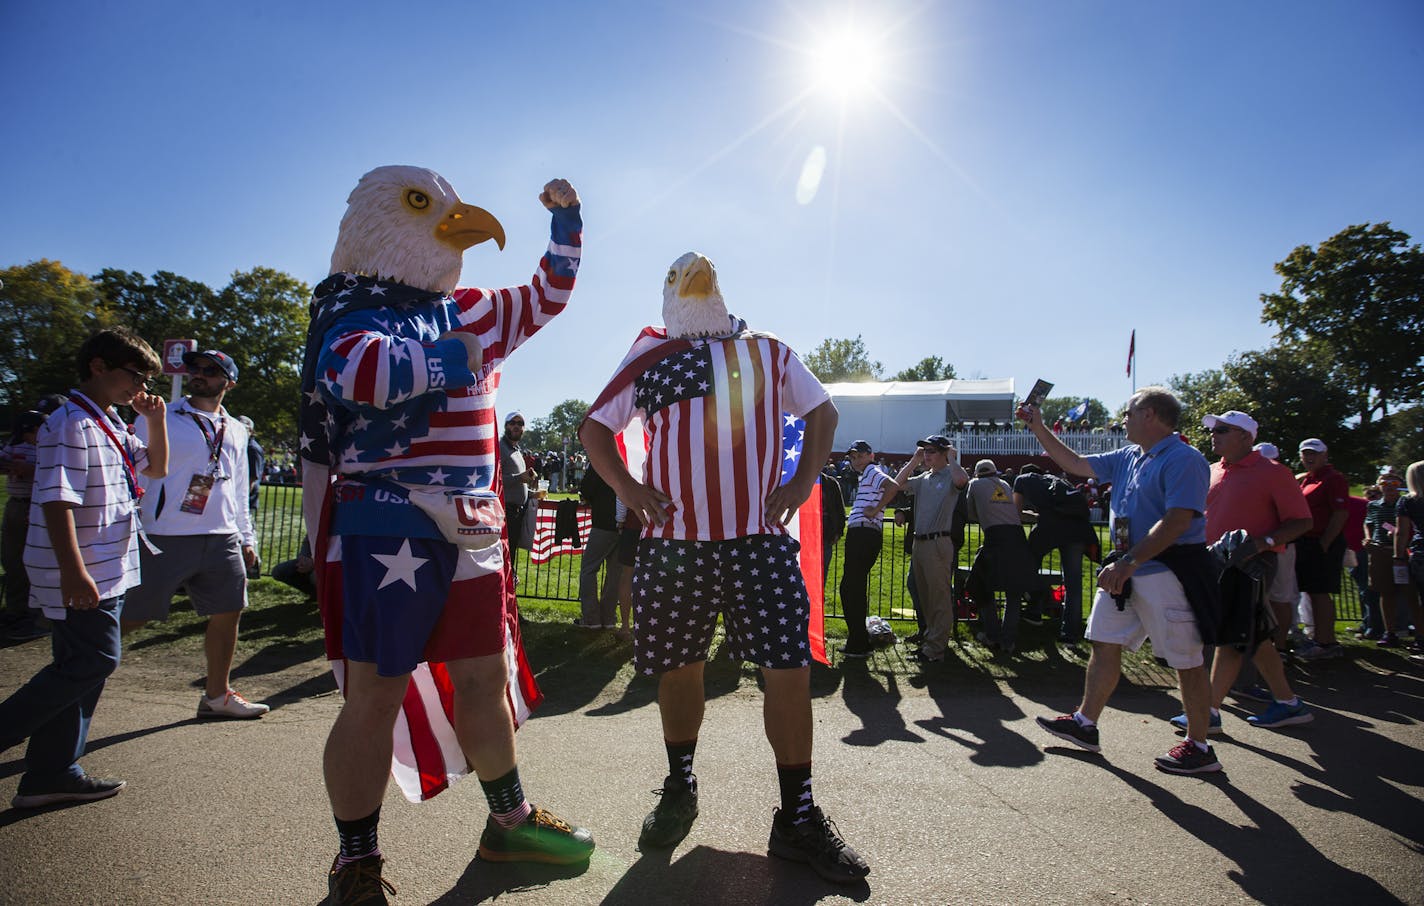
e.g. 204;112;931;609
666;269;678;285
405;190;431;211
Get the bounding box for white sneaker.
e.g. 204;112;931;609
197;690;270;720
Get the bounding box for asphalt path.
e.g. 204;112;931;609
2;636;1422;905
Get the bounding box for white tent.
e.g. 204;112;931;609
824;379;1017;456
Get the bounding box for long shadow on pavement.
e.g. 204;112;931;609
597;844;871;906
1088;754;1397;904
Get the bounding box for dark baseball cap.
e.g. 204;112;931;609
847;440;873;454
183;349;238;382
916;434;952;450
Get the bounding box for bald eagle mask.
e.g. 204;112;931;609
329;165;506;296
663;251;734;339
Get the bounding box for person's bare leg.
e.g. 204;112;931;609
446;653;517;780
1310;592;1337;645
659;661;706;743
761;666;812;764
1207;646;1245;709
1177;665;1213;742
1078;642;1123;723
324;662;409;820
204;611;243;699
1252;643;1296;701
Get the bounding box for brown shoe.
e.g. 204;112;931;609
327;854;396;905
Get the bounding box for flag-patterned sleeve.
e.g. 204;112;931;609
449;205;582;369
315;319;478;411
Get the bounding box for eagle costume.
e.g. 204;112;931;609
300;165;580;801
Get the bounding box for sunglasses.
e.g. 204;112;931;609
507;420;525;427
119;366;157;390
187;363;227;379
1207;426;1236;435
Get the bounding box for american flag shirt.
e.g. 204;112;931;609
303;205;581;553
586;325;828;542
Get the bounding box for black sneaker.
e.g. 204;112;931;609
1034;714;1101;753
768;806;870;885
326;854;395;905
1154;740;1222;775
11;771;126;808
639;777;699;848
840;642;873;659
477;806;595;864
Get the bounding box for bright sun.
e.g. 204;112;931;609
807;25;886;102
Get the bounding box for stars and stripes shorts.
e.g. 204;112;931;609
632;533;810;675
324;534;509;677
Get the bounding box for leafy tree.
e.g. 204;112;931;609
0;260;108;416
1039;396;1110;429
209;268;311;447
527;399;591;454
1223;345;1359;471
1260;223;1424;426
92;268;217;349
890;355;956;382
804;336;882;382
1168;368;1248;457
1379;405;1423;479
92;267;309;446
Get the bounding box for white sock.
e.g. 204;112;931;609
1072;710;1095;728
1188;737;1209;753
1276;696;1300;707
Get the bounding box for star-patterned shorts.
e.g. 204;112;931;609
633;533;811;675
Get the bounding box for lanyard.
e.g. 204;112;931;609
69;394;143;502
187;409;228;478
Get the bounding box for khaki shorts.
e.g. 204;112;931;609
1085;568;1204;670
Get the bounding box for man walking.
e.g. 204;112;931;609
1168;410;1314;733
1022;388;1222;774
838;440;896;658
122;349;268;720
888;436;970;664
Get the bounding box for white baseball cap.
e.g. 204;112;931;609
1202;410;1258;439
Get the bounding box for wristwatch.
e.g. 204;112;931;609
1119;553;1137;567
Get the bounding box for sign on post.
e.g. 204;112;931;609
163;339;197;402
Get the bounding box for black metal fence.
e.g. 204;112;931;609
250;488;1363;625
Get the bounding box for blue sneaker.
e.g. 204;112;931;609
1168;711;1223;735
1247;699;1314;728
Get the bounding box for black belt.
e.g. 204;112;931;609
915;531;950;541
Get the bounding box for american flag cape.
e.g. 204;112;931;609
589;325;829;664
529;499;593;564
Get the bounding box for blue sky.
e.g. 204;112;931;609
3;1;1421;432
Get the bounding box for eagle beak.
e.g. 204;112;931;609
679;259;715;297
435;203;507;251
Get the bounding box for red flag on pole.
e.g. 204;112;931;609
1126;330;1135;377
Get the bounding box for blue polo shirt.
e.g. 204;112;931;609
1084;435;1209;577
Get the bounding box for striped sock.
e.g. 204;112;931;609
666;738;698;789
480;766;534;829
777;762;814;825
334;808;381;869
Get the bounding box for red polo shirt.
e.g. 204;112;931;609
1298;464;1350;537
1205;451;1311;546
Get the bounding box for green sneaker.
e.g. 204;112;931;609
477;806;595;865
